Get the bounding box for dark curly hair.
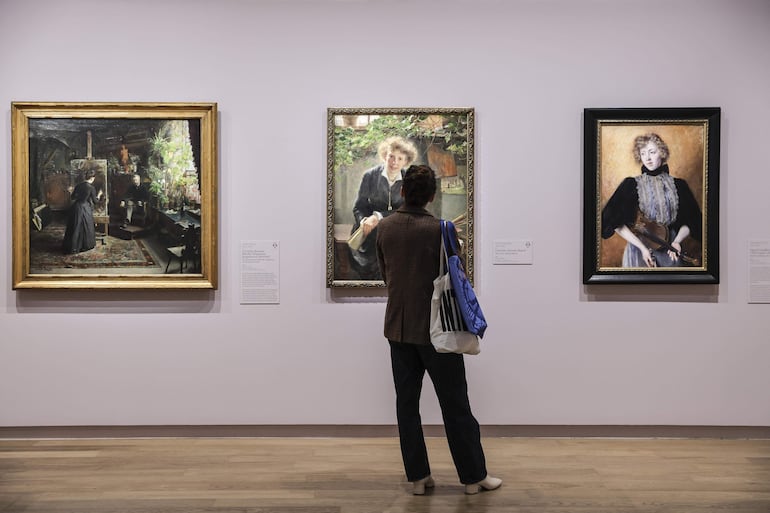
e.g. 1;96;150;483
402;165;437;207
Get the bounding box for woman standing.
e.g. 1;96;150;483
601;132;702;267
62;169;103;254
349;136;418;279
376;165;501;495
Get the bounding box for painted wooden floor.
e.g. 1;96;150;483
1;437;769;512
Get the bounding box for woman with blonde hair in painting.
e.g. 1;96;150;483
349;136;418;280
601;132;702;267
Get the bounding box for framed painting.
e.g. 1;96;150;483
327;107;475;288
11;102;218;289
583;107;720;284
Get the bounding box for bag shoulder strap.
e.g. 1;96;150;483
441;220;460;257
439;220;448;275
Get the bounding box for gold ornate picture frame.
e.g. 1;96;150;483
327;107;475;288
11;102;218;289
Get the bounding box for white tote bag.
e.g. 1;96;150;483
429;230;480;355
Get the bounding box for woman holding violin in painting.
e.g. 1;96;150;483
601;132;701;268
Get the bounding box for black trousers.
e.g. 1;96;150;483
389;340;487;484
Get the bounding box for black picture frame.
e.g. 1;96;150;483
583;107;720;284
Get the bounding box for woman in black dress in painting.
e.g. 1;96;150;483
349;136;418;279
62;169;103;254
601;132;702;267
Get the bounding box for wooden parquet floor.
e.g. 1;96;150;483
1;437;769;512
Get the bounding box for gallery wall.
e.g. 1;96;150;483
2;0;769;427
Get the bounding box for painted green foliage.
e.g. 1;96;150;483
148;120;198;207
334;114;468;174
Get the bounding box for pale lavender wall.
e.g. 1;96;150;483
2;0;769;427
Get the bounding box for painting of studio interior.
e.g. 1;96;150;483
27;117;203;276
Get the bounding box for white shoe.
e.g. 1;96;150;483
412;475;435;495
464;475;502;495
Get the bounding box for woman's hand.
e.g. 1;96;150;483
640;246;656;267
361;215;379;237
667;241;682;262
668;226;689;262
616;225;656;267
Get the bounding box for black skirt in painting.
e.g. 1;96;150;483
62;182;97;254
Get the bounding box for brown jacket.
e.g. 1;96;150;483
376;206;441;345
